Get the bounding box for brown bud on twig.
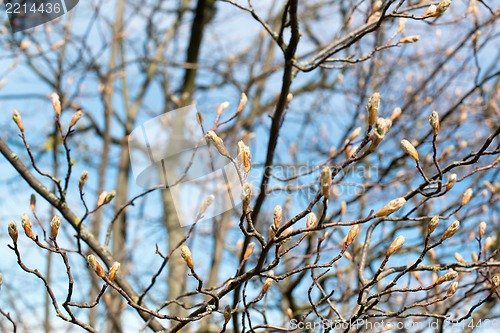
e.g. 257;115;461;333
306;213;317;229
428;216;439;236
436;0;451;16
50;215;61;240
30;194;36;212
223;305;232;324
206;130;230;158
320;167;332;199
491;275;500;292
349;127;362;141
273;205;282;230
471;251;478;262
429;111;440;135
97;190;115;206
344;224;360;248
446;173;457;191
461;188;472;206
21;214;34;239
287;308;294;320
454;252;466;264
217;101;230;116
199;195;215;217
69;110;83;129
261;278;273;295
79;170;88;192
51;93;61;116
237;141;252;173
436;270;458;285
180;245;194;270
241;183;252;211
375;197;406;217
400;140;419;161
108;262;121;281
442;220;460;241
237;93;248;114
387;235;405;257
243;242;255;261
484;237;493;253
367;92;380;127
87;255;105;278
12;109;24;133
423;5;437;17
8;221;18;243
399;35;420;44
447;282;458;297
478;221;486;238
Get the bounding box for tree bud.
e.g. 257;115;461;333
79;170;88;192
367;92;380;126
400;139;419;161
180;245;194;270
51;93;61;116
442;220;460;241
69;110;83;129
320;167;332;199
206;130;230;158
387;235;405;257
447;281;458;297
87;255;105;278
461;188;472;206
428;216;439;236
12;109;24;133
108;262;121;281
21;214;34;239
50;215;61;240
436;270;458;285
273;205;282;230
375;197;406;217
8;221;18;243
429;111;440;135
344;224;360;248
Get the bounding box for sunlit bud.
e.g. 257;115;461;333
30;194;36;212
484;237;493;252
8;221;18;243
237;141;252;173
69;110;83;129
344;224;360;248
446;173;457;191
273;205;282;230
447;282;458;297
51;93;61;116
237;93;248;114
429;111;440;135
400;140;419;161
454;252;466;263
397;18;407;33
375;197;406;217
79;170;88;192
19;40;30;51
223;305;232;324
423;5;437;17
217;101;230;115
344;251;353;261
349;127;362;141
12;109;24;133
491;275;500;291
387;235;405;257
87;255;105;278
374;118;392;138
206;131;230;158
367;92;380;126
287;308;294;320
21;213;34;239
461;188;472;206
243;242;255;261
436;0;451;16
442;220;460;241
436;270;458;285
471;251;478;262
390;107;402;121
241;183;252;211
180;245;194;270
306;213;317;229
340;201;347;216
198;194;215;217
428;248;436;260
478;221;487;238
399;35;420;44
50;215;61;240
50;40;65;50
108;262;120;281
320;167;332;199
97;190;115;206
428;216;439;236
261;278;273;294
